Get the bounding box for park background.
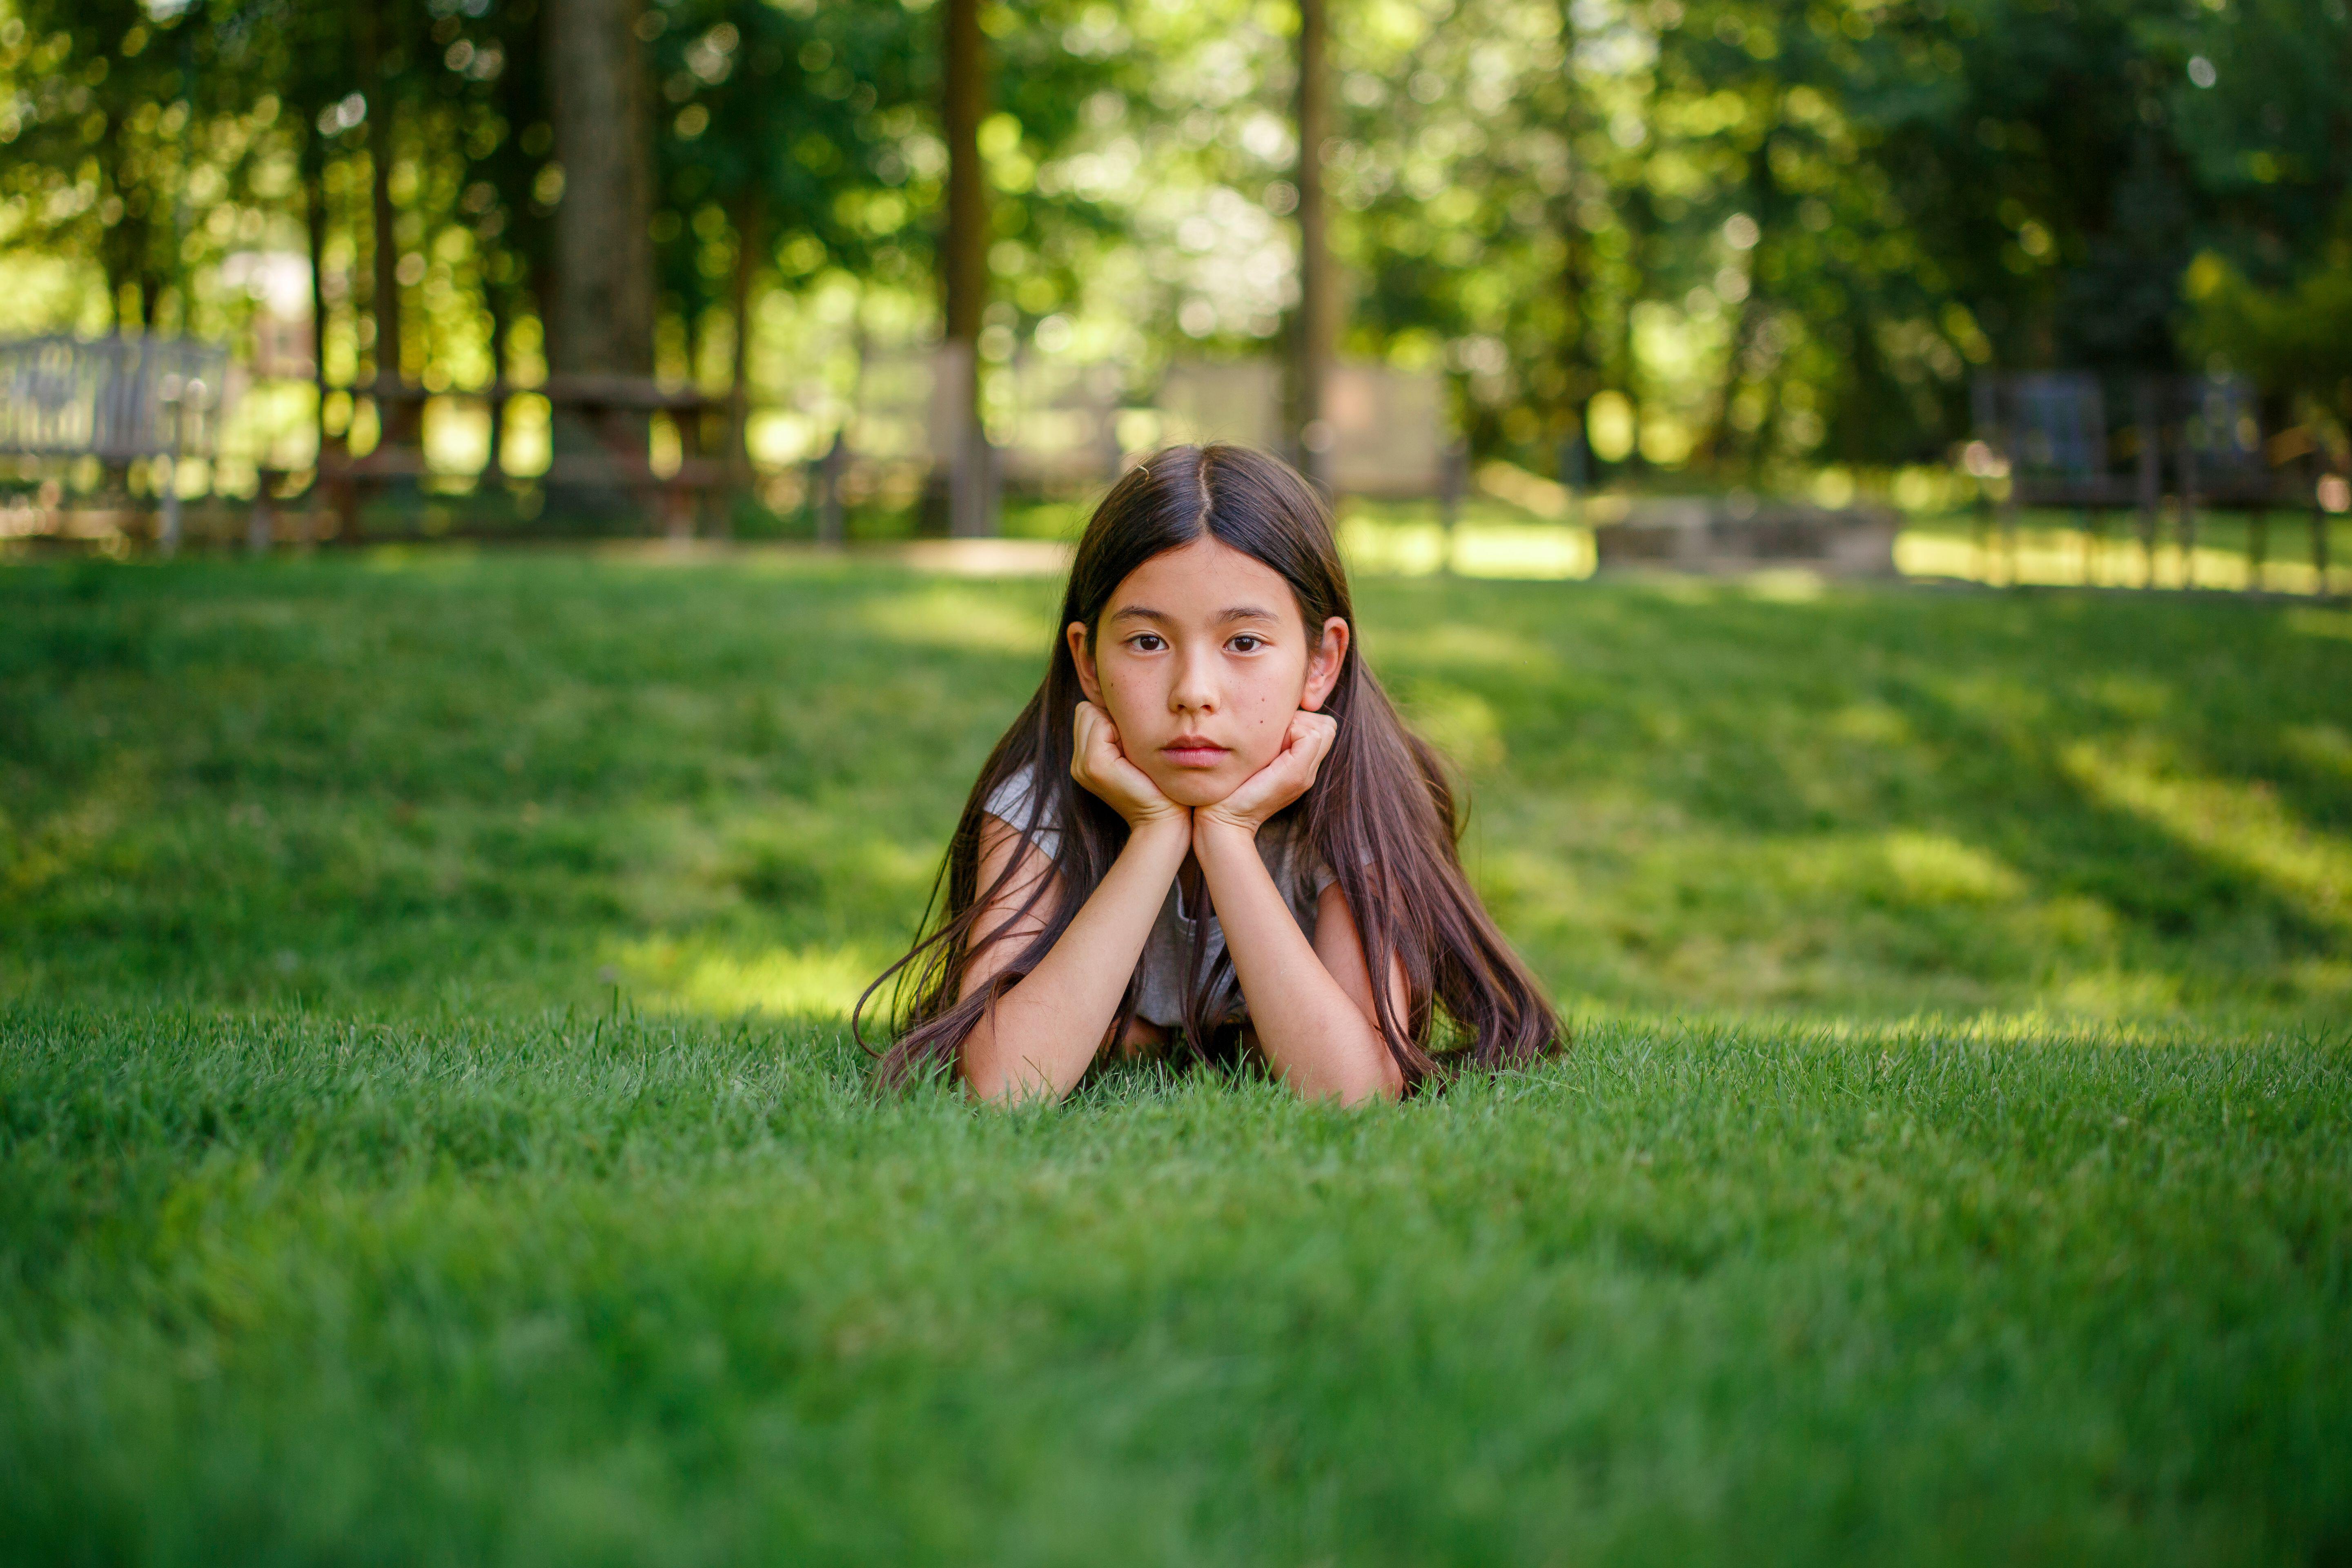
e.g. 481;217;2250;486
3;1;2352;1564
0;0;2347;568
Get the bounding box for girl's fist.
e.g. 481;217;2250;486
1196;710;1338;838
1071;702;1188;831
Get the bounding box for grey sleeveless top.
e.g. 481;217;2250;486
984;766;1336;1028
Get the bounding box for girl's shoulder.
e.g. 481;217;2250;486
984;762;1049;822
982;764;1063;858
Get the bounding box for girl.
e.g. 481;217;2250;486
860;444;1560;1105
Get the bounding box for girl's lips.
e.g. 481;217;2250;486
1161;741;1230;767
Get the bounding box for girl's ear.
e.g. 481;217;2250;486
1066;621;1105;705
1300;616;1350;713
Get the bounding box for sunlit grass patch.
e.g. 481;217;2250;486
1338;511;1594;579
2061;742;2352;931
611;933;891;1019
5;553;2347;1029
857;581;1058;653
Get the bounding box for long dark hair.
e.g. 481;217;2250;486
856;443;1561;1091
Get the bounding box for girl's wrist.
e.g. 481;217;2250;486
1192;811;1259;853
1125;810;1194;853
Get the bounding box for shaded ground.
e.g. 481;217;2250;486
3;550;2346;1027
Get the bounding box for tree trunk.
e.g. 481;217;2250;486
1292;0;1334;491
304;132;340;471
1700;136;1775;473
1554;0;1596;491
359;4;421;464
546;0;652;379
485;282;509;479
938;0;991;536
1555;189;1596;491
1615;186;1652;479
728;190;764;491
545;0;655;523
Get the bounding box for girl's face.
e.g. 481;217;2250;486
1069;535;1349;808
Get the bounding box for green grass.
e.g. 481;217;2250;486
3;550;2349;1564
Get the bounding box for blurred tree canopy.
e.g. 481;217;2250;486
0;0;2343;481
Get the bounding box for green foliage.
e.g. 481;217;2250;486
1336;0;2352;476
2183;211;2352;425
0;0;290;330
646;0;927;321
6;0;2350;476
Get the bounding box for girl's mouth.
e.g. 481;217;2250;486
1161;737;1230;767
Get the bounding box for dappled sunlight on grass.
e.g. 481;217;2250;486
2285;722;2352;781
1395;678;1508;773
1375;620;1560;673
1897;524;2346;595
1738;567;1831;602
2061;742;2352;931
2;553;2346;1033
1878;830;2031;904
857;582;1058;654
2287;608;2352;642
611;934;890;1020
1339;517;1594;579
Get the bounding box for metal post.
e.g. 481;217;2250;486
2004;491;2020;586
2134;379;2160;590
1437;439;1466;575
249;474;275;555
1988;395;2018;587
158;375;185;557
1557;426;1588;496
2177;417;2199;590
2314;455;2334;597
817;429;846;546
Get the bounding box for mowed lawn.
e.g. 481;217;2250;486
2;550;2348;1565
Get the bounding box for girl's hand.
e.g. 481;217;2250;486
1071;702;1189;833
1197;711;1338;840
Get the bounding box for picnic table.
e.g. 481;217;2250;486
1973;371;2335;590
322;373;735;539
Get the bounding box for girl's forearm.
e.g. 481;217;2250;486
1192;820;1403;1105
961;818;1191;1103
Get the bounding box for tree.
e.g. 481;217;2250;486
1291;0;1333;488
939;0;989;534
544;0;652;384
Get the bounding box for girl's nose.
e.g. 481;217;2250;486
1169;645;1219;713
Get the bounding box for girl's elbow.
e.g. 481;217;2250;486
960;1046;1067;1108
1306;1051;1404;1107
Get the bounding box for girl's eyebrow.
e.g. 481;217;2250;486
1106;604;1280;625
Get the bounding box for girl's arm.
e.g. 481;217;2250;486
958;704;1190;1104
1308;879;1414;1060
1192;715;1407;1105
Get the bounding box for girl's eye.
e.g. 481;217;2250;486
1129;633;1166;653
1229;634;1265;653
